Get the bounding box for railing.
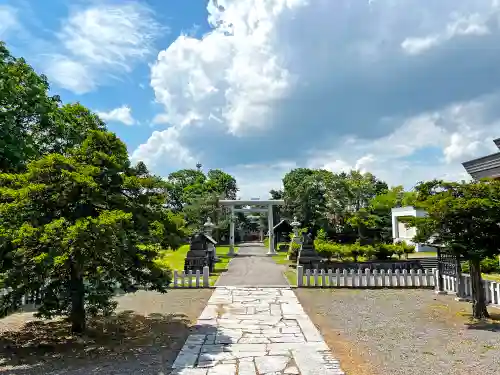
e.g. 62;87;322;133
441;273;500;306
296;266;437;288
0;266;212;312
172;266;210;288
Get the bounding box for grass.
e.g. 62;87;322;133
482;273;500;282
270;251;298;286
157;244;238;286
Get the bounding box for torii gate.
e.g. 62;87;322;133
219;199;285;255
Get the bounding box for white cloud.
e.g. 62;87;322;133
45;2;162;94
96;105;135;126
134;0;500;197
131;127;195;169
402;12;492;55
0;5;19;37
308;94;500;189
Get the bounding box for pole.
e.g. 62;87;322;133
267;204;276;255
229;206;235;255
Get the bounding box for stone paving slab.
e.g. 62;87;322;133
170;287;345;375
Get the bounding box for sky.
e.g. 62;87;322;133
2;0;500;199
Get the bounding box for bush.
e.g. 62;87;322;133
346;241;365;262
462;257;500;274
372;243;395;260
288;241;301;259
315;240;338;261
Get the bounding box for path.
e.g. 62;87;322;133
171;287;344;375
216;243;289;287
169;243;346;375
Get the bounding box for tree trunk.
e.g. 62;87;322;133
469;258;490;320
70;262;86;334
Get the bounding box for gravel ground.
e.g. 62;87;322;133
0;289;213;375
295;289;500;375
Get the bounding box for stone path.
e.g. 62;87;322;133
170;287;345;375
215;243;289;287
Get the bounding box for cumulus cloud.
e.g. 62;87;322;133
131;127;195;169
45;2;162;94
135;0;500;197
96;105;136;126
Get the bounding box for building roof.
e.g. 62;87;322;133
273;219;293;233
462;138;500;179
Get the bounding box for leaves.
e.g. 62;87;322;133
0;130;183;328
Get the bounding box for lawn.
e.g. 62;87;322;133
157;244;237;286
271;251;297;286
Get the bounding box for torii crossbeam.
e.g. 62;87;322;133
219;199;285;255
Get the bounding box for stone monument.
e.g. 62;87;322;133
297;231;322;270
184;233;214;273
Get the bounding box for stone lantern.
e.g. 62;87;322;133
204;218;219;262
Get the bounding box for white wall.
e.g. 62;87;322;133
391;206;435;253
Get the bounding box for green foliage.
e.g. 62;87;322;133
392;240;415;259
407;179;500;319
287;241;301;258
282;168;389;240
316;228;327;241
0;131;184;333
346;241;365;262
0;43;106;173
462;257;500;274
166;168;238;237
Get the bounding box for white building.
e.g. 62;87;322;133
391;206;435;253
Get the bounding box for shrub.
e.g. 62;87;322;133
316;228;327;241
288;241;301;259
372;243;395;260
392;242;405;259
401;241;416;258
462;257;500;274
346;241;365;262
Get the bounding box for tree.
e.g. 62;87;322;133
0;130;183;334
0;43;105;173
408;179;500;319
166;169;206;212
283;168;329;234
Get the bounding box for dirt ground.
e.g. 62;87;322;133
0;289;213;375
295;289;500;375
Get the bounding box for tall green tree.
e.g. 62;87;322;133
408;179;500;319
0;130;183;333
0;43;105;172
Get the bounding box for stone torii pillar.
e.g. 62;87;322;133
229;206;235;255
267;204;276;255
218;199;285;257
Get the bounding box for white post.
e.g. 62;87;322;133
202;266;210;287
228;206;235;255
297;265;304;287
267;204;276;255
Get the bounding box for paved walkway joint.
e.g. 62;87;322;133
171;287;345;375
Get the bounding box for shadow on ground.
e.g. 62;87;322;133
0;310;213;375
463;311;500;332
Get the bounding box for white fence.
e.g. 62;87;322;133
442;273;500;307
172;266;210;288
296;266;436;288
0;266;212;311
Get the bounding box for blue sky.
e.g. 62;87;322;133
2;0;500;199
